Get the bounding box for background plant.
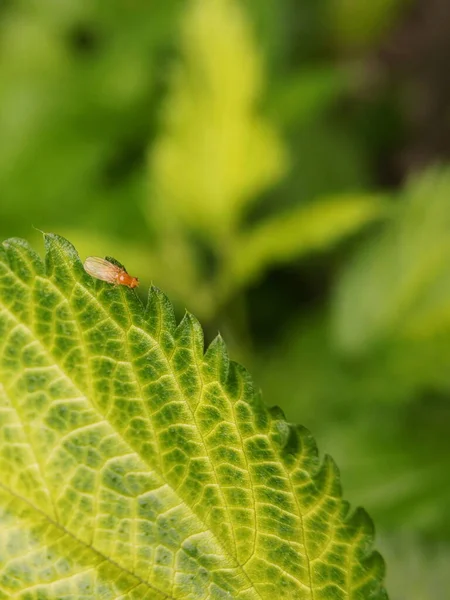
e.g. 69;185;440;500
1;0;449;597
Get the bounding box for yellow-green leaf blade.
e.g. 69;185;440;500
0;234;387;599
227;193;388;291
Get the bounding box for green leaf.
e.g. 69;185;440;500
0;0;181;240
268;66;348;129
379;535;450;600
148;0;287;241
334;168;450;353
226;193;388;290
329;0;411;49
256;312;450;540
0;234;387;599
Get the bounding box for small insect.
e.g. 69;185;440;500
83;257;139;289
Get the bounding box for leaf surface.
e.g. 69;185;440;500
0;234;387;599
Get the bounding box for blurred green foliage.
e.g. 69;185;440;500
329;0;412;49
0;0;449;598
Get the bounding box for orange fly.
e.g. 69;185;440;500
83;257;139;289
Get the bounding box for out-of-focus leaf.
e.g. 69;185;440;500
149;0;286;241
256;313;450;538
257;313;450;429
0;0;180;237
379;535;450;600
227;193;388;290
0;233;388;599
330;0;411;49
334;168;450;353
325;406;450;538
269;66;348;128
240;0;288;69
278;120;373;212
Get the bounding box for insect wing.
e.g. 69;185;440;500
84;257;120;284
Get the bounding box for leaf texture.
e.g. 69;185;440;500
0;234;387;599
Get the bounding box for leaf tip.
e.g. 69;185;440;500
176;310;205;355
204;333;230;382
146;284;177;335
